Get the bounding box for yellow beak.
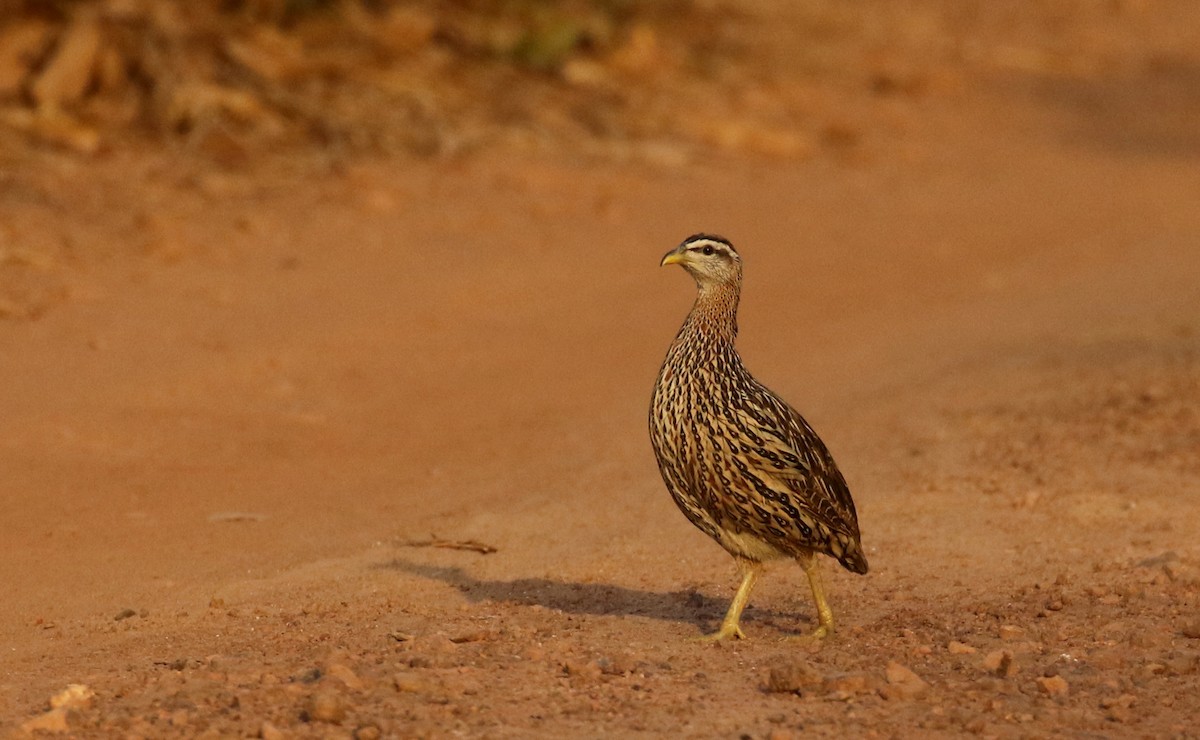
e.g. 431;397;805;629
660;251;685;267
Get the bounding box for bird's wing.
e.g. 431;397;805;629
730;388;861;541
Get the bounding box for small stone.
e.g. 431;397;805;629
765;657;823;694
823;672;873;695
306;690;346;724
998;624;1026;641
114;608;137;621
982;650;1018;677
1180;620;1200;639
1036;675;1069;697
326;663;364;691
883;661;929;699
354;724;382;740
948;641;977;655
260;720;285;740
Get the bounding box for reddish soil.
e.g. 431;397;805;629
3;3;1200;738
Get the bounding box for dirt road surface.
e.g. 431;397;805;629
3;9;1200;738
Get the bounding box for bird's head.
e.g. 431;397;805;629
660;234;742;287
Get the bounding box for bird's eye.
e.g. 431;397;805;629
702;245;714;256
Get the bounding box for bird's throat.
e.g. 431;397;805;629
687;281;740;342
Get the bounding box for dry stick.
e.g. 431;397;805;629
397;536;498;555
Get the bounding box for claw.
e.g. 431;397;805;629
697;622;746;642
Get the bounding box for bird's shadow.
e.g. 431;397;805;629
376;558;798;635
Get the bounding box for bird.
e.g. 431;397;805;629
649;233;868;640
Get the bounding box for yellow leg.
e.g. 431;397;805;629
700;559;761;641
799;552;834;638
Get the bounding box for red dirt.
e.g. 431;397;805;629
3;5;1200;738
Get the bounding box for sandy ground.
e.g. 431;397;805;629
3;17;1200;738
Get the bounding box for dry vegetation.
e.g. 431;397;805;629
2;0;1193;166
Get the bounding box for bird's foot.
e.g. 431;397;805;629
783;623;833;642
695;622;746;642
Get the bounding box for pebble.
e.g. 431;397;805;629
998;624;1026;641
823;672;874;696
948;640;977;655
1036;675;1069;697
1180;620;1200;639
765;656;823;694
354;724;383;740
982;650;1018;677
260;720;285;740
326;663;364;691
882;661;929;699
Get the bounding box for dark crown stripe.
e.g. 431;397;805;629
680;233;735;250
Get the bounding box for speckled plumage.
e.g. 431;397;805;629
649;234;867;639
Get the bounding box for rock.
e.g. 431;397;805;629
306;690;346;724
765;657;823;694
49;684;94;710
114;608;137;621
326;663;364;691
1036;675;1069;697
823;672;874;696
982;650;1018;677
998;624;1026;641
260;720;285;740
1181;620;1200;639
30;14;103;108
355;724;383;740
948;640;977;655
883;661;929;699
20;707;69;734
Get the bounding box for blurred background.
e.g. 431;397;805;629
2;0;1197;162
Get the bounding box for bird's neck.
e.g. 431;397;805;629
683;280;740;344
